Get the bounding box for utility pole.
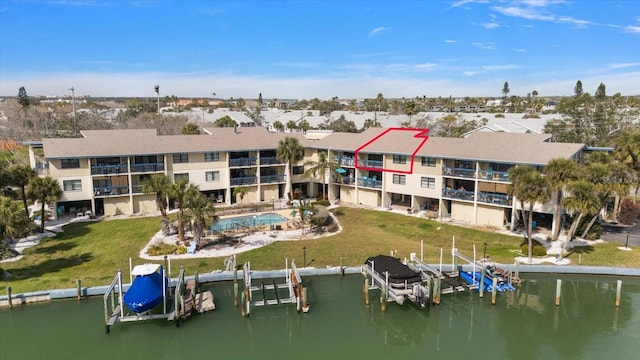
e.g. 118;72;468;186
69;87;76;132
154;85;160;114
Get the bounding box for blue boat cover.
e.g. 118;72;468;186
124;268;165;314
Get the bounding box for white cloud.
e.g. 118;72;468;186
480;21;500;29
444;39;457;43
513;48;528;52
625;25;640;33
463;71;480;76
492;5;555;21
609;63;640;69
273;61;321;69
369;27;386;36
415;63;438;70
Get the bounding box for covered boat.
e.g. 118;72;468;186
364;255;423;289
123;264;166;314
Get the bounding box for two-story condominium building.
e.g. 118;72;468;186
28;127;585;236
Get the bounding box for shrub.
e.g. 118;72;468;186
333;209;345;216
147;243;181;256
312;200;331;207
575;216;602;240
310;205;330;227
521;244;547;256
618;199;640;225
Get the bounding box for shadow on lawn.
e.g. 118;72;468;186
4;252;94;282
25;242;78;255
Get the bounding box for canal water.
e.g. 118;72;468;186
1;274;639;360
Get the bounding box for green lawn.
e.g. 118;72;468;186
1;207;638;294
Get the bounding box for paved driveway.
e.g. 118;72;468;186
601;219;640;247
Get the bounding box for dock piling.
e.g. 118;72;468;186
76;279;82;300
363;277;370;305
555;279;562;306
479;271;485;298
615;280;622;307
491;277;498;305
7;286;12;309
433;277;441;305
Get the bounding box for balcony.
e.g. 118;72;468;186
131;184;143;194
442;188;475;201
477;192;512;206
336;176;356;185
130;162;165;173
357;177;382;189
91;164;128;176
93;185;130;197
443;166;476;179
229;158;257;167
334;156;355;167
478;169;510;182
357;159;383;169
230;176;257;186
260;174;285;184
260;157;281;165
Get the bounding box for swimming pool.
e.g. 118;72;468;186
210;213;287;232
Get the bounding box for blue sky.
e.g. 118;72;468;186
1;0;639;99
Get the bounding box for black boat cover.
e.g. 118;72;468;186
365;255;422;287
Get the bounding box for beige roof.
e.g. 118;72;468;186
42;127;584;165
43;128;310;159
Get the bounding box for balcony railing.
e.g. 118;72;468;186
93;185;130;197
442;188;475;201
91;164;128;175
131;184;143;194
130;162;165;173
229;158;257;167
443;166;476;179
260;174;285;183
477;192;512;206
260;157;282;165
358;159;383;168
334;156;355;167
478;169;510;182
230;176;257;186
357;177;382;189
336;176;356;185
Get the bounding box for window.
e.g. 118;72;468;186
174;173;189;182
61;158;80;169
292;166;304;175
204;152;220;162
63;179;82;191
421;157;436;167
421;177;435;189
393;155;406;164
173;153;189;163
205;171;220;182
392;174;406;185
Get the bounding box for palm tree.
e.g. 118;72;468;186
141;173;172;235
286;120;297;132
233;186;248;204
303;151;342;201
8;164;36;217
185;192;217;247
543;158;578;240
169;179;200;243
26;176;62;233
608;162;637;222
273;121;284;133
507;165;535;232
277;136;304;201
508;168;551;263
562;180;601;241
0;196;34;243
579;161;612;238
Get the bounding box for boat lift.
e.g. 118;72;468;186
103;264;214;333
361;256;431;311
240;259;307;317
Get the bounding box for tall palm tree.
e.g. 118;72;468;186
509;168;551;263
26;176;62;233
169;179;200;243
8;164;37;217
607;162;637;223
141;173;172;235
277;136;304;201
185;192;217;247
579;161;612;238
507;165;536;233
544;158;578;240
562;180;601;241
303;151;342;201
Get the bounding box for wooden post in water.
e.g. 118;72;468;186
233;266;238;307
433;277;441;305
479;271;485;298
555;279;562;306
491;277;498;305
303;287;308;308
514;261;520;283
339;257;344;276
76;279;82;300
7;286;12;309
363;276;370;305
615;280;622;307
